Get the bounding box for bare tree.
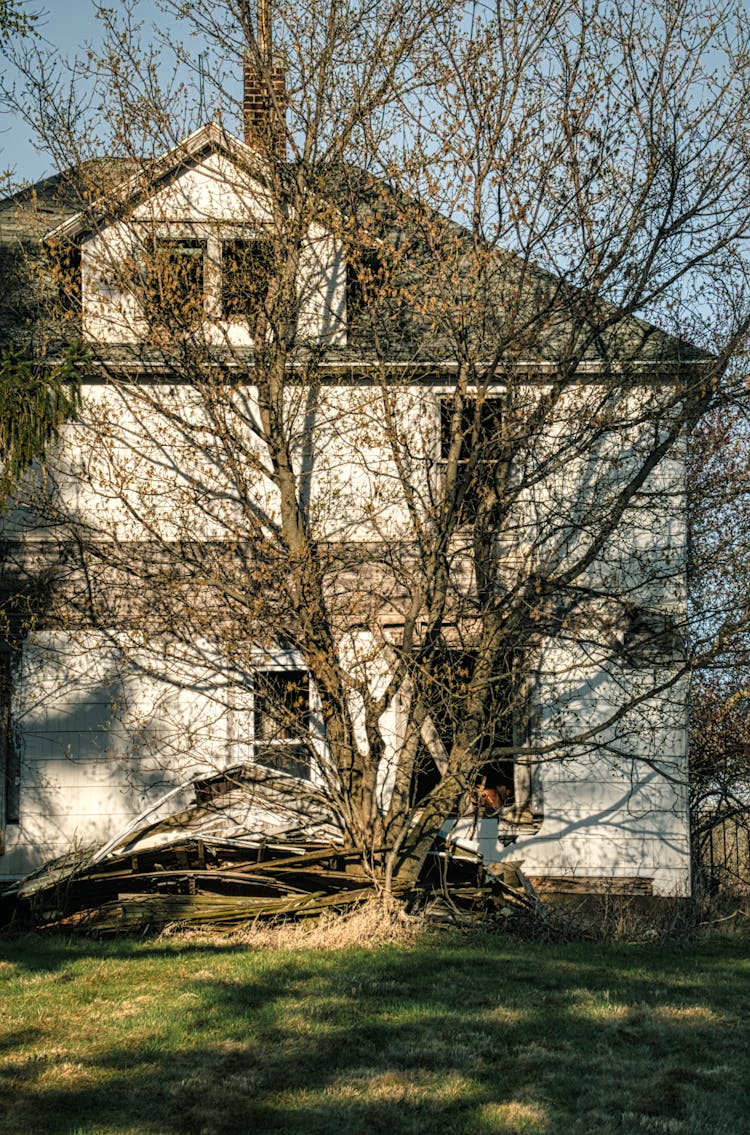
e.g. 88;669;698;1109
685;400;750;893
2;0;750;895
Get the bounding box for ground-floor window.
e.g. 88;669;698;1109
411;646;541;823
252;668;312;780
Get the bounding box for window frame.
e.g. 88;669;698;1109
412;643;541;826
135;226;280;331
437;393;505;525
0;647;19;829
142;235;209;327
231;663;318;783
221;236;276;322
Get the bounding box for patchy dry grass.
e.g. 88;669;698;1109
0;923;748;1135
170;896;424;951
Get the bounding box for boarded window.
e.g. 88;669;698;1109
222;238;275;319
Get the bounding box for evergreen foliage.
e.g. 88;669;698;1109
0;342;84;505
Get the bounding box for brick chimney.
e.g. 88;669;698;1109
243;54;286;159
243;1;285;159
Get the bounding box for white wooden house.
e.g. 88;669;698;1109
0;113;697;896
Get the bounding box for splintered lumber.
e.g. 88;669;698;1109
41;884;403;933
10;839;349;899
98;869;317;894
246;846;371;873
2;774;541;933
10;835;399;932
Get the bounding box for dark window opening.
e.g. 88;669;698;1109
254;669;311;779
439;397;504;461
476;759;515;813
410;743;442;806
1;650;19;826
621;609;682;666
418;645;535;819
476;658;519;815
346;250;383;322
222;238;275;319
425;648;477;756
438;396;504;524
51;244;81;312
146;238;206;324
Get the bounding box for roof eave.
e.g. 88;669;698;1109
45;122;267;244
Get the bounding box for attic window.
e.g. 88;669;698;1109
253;669;311;780
346;250;383;320
51;244;81;312
222;238;275;320
147;238;206;324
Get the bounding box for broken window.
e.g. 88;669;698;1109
417;646;536;822
222;238;275;320
253;669;311;780
438;395;504;524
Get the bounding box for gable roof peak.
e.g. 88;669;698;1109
45;122;266;244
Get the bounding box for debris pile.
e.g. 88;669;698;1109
1;764;537;933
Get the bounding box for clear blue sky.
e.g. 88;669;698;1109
1;0;165;184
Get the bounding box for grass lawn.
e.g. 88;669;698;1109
0;926;748;1135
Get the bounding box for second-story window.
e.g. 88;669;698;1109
147;237;206;325
222;238;275;319
346;248;383;331
439;396;504;462
140;233;278;328
50;243;82;314
439;395;504;523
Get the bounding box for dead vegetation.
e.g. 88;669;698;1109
162;895;425;950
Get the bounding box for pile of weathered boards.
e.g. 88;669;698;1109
0;765;536;934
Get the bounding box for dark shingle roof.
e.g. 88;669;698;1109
0;136;709;371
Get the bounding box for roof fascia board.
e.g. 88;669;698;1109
45;123;268;244
55;357;710;383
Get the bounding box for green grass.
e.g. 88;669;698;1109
0;929;748;1135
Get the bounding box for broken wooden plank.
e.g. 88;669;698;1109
41;883;406;933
